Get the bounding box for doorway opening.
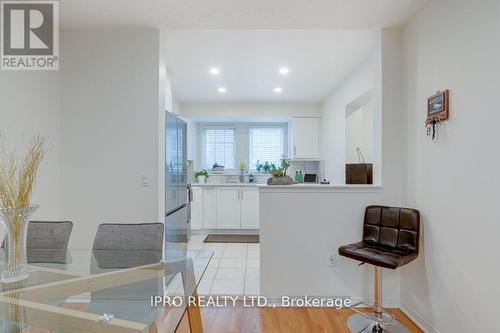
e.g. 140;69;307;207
345;90;373;184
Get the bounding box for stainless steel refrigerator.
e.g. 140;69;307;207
165;112;191;245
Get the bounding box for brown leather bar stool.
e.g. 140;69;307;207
339;206;420;333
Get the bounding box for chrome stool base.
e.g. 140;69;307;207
347;314;410;333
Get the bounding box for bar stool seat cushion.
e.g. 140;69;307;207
339;242;417;269
339;205;420;270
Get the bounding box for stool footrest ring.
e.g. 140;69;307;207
350;302;395;326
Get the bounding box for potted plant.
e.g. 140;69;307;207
194;169;209;184
263;162;271;173
255;161;263;173
267;155;295;185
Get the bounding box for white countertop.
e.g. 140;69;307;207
191;183;265;187
191;182;382;192
259;183;382;193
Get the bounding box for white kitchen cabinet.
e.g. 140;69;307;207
192;185;260;230
191;187;203;229
291;117;320;159
216;187;241;229
202;187;217;228
240;188;260;229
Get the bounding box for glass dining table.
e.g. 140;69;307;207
0;248;213;333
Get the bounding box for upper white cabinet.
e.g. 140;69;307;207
291;117;320;160
240;188;260;229
216;187;241;229
178;116;195;161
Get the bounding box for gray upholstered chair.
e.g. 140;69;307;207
2;221;73;263
28;221;73;263
92;223;163;251
87;223;165;324
2;220;73;248
27;221;73;249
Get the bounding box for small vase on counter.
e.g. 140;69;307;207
239;169;246;183
238;161;247;183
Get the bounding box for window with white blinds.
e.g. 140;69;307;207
249;126;285;168
202;127;235;169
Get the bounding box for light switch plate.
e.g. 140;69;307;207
141;175;150;187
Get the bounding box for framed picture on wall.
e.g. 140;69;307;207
427;90;449;121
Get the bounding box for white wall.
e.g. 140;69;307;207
171;97;182;115
180;102;321;120
60;29;165;248
320;61;373;184
346;103;373;163
260;187;402;305
401;0;500;331
0;71;62;220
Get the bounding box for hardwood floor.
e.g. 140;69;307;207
175;305;423;333
21;303;422;333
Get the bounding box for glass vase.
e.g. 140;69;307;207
2;280;28;331
0;206;38;283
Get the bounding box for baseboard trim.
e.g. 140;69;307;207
357;297;400;308
263;297;400;308
400;302;440;333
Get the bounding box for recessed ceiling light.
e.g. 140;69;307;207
218;87;227;93
279;67;289;75
209;67;220;75
274;87;283;93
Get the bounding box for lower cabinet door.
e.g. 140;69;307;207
202;187;217;229
216;187;241;229
240;188;259;229
190;187;203;229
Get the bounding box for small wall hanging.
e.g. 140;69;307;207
425;90;449;141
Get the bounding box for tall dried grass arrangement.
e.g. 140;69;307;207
0;134;45;209
0;134;45;282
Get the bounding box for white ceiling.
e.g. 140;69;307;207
165;30;372;103
60;0;429;30
58;0;429;103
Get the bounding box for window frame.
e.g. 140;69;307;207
200;124;237;171
196;122;288;173
248;123;288;171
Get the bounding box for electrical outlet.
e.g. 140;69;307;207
328;253;337;267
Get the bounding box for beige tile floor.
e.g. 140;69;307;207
166;234;260;296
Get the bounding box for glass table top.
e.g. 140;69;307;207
0;248;213;333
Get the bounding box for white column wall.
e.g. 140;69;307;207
60;29;164;248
